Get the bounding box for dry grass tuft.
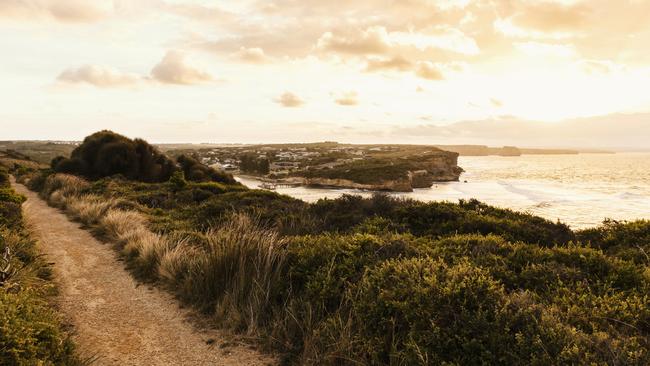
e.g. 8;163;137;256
100;209;147;244
121;228;171;277
168;214;287;333
158;242;194;285
42;174;89;199
67;195;118;225
48;190;67;209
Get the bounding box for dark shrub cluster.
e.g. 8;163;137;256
0;168;24;228
51;130;177;182
239;153;270;175
177;154;237;184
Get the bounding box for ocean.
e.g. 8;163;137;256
236;152;650;229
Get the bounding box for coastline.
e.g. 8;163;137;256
235;152;650;229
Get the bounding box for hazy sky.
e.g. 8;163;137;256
2;0;650;144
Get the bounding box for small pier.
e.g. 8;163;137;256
259;182;301;190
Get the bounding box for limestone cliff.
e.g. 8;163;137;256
302;177;414;192
286;149;463;192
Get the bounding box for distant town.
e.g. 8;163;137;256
157;143;612;178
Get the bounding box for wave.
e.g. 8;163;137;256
615;191;647;200
497;180;551;202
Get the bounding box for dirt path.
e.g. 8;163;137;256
13;180;276;366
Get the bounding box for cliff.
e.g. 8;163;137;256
301;177;414;192
434;145;522;156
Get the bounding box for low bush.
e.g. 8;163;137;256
0;188;26;205
177;154;236;184
0;184;80;365
0;167;9;188
0;202;22;229
0;290;77;365
577;219;650;264
351;258;507;364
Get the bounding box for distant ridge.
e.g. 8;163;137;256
390;112;650;151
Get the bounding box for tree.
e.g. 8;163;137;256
52;130;177;182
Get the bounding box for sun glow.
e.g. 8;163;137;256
1;0;649;143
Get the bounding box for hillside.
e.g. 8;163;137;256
6;131;650;365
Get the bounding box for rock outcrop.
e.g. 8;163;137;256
409;170;434;189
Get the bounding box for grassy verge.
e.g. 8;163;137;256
0;166;82;365
13;168;650;365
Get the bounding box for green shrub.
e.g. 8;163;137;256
190;181;227;194
168;170;187;190
177;154;236;184
577;219;650;264
284;233;426;312
0;202;22;229
0;204;79;365
351;258;506;364
0;168;9;188
0;188;26;205
0;290;76;365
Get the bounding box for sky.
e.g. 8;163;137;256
1;0;650;147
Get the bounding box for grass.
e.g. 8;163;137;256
67;195;118;225
100;209;148;243
173;214;286;333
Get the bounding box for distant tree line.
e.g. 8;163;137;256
239;153;270;175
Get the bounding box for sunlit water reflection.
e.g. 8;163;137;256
236;153;650;229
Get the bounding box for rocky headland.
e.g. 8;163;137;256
282;149;463;192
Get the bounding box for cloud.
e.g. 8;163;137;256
415;62;444;80
365;56;413;72
389;26;480;55
316;26;390;55
275;92;305;107
163;2;235;24
0;0;111;23
515;41;577;58
334;91;359;106
490;98;503;107
511;1;589;33
232;47;271;64
151;51;212;85
57;65;140;87
579;60;615;75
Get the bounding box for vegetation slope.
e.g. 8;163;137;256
9;131;650;365
0;164;80;365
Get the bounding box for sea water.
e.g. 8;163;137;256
236;153;650;229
